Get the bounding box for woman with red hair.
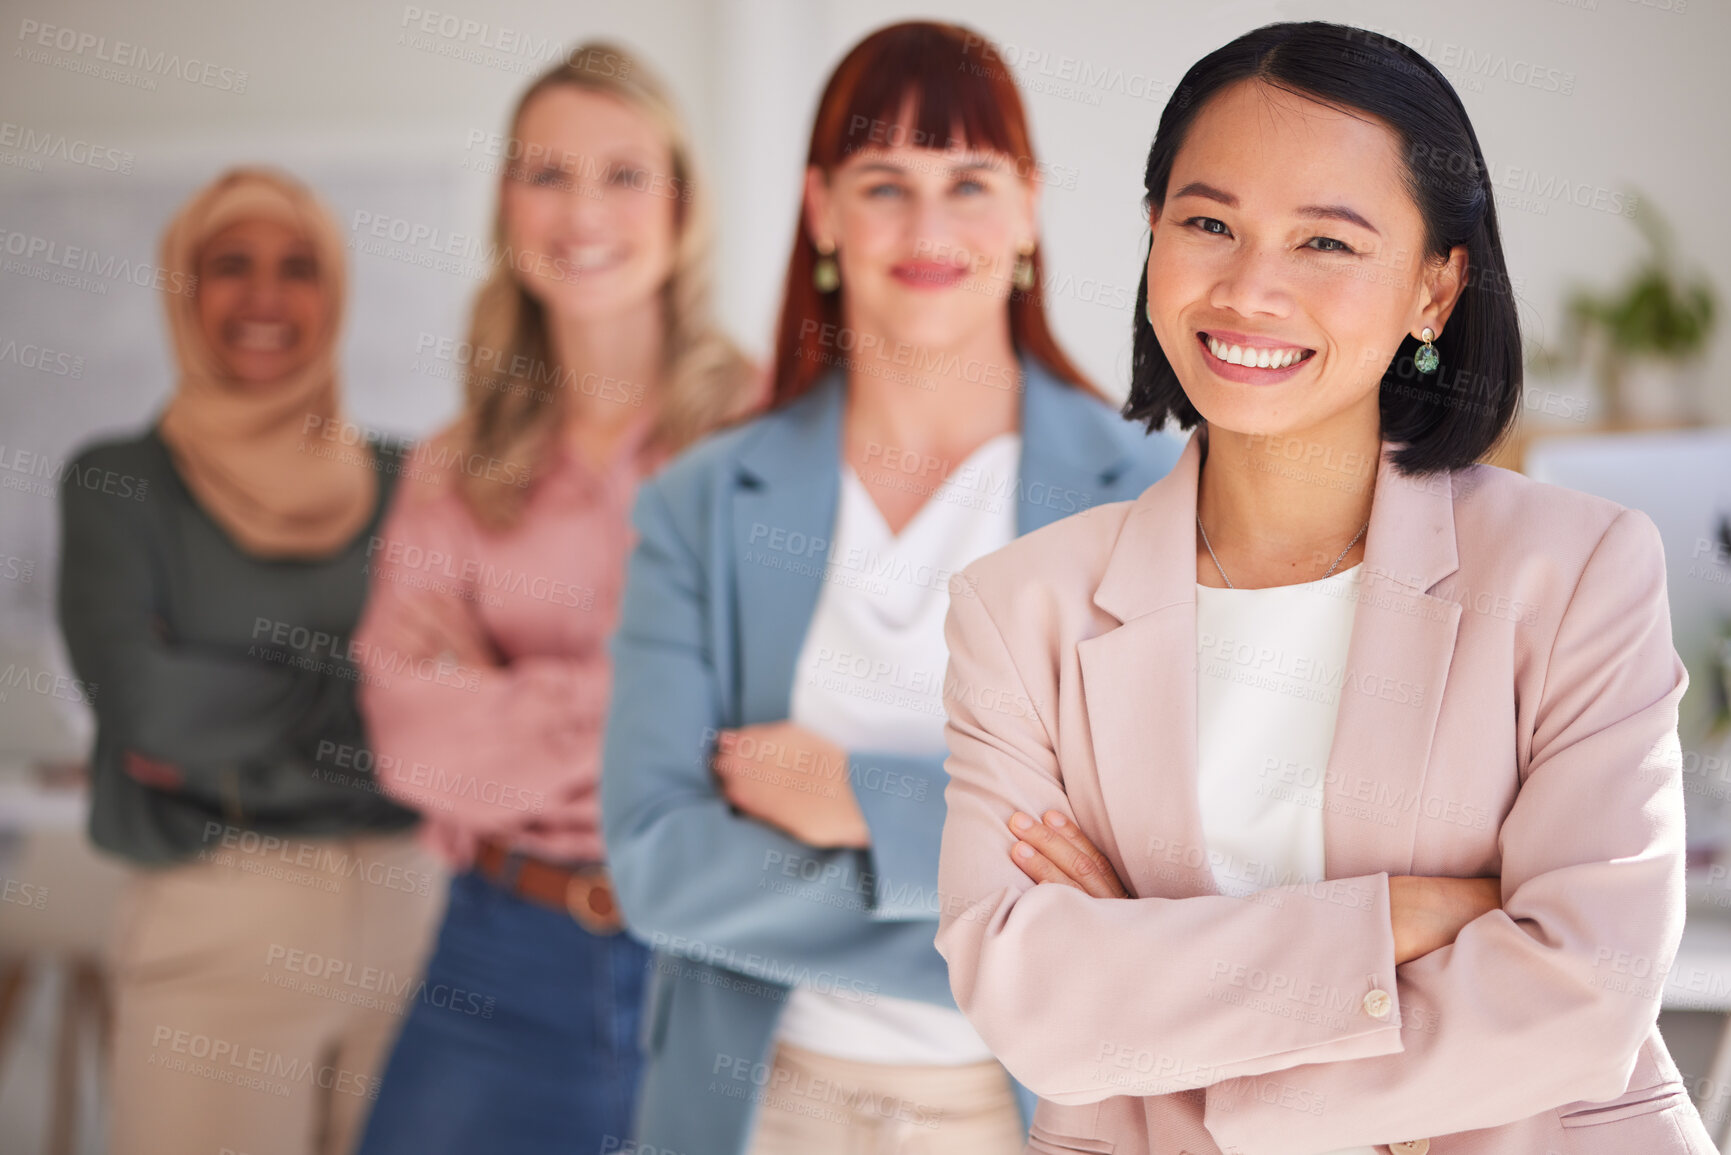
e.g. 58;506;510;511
600;21;1180;1155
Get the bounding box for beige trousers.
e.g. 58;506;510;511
106;830;445;1155
744;1039;1026;1155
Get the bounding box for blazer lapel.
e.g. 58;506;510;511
730;375;844;725
1078;433;1216;898
1076;433;1464;896
731;360;1135;725
1321;448;1461;878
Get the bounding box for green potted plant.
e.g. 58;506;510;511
1536;195;1717;424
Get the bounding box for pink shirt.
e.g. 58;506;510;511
354;411;664;868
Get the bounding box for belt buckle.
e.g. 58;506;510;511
565;867;623;936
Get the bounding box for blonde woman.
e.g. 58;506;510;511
353;44;759;1154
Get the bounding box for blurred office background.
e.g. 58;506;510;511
1;0;1728;1150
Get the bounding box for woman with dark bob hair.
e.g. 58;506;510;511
935;21;1714;1155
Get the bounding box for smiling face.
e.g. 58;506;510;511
501;86;679;323
804;115;1038;353
1145;78;1465;443
195;218;326;387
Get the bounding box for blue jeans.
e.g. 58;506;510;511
357;867;650;1155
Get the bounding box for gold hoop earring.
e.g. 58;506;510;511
1013;240;1036;292
812;239;839;293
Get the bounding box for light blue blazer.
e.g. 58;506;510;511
600;357;1182;1155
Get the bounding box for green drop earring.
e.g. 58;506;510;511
813;239;840;294
1414;327;1440;374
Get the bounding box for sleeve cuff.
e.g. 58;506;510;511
849;750;947;920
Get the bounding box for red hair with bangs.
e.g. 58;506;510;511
769;21;1100;406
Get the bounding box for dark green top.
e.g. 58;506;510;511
56;428;418;865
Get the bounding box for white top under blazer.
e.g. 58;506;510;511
1196;561;1378;1155
777;433;1021;1065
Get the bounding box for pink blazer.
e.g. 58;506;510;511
935;431;1713;1154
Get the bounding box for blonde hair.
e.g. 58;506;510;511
456;42;756;529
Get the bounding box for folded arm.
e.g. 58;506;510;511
935;572;1404;1104
1204;509;1689;1153
713;722;953;921
848;747;953;919
599;479;957;1003
57;462;336;805
353;487;609;833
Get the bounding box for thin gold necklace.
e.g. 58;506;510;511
1196;513;1367;589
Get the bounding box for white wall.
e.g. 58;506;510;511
2;0;1728;753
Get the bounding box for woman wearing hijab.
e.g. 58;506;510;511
57;167;443;1155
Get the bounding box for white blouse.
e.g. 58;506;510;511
775;432;1022;1065
1196;562;1378;1155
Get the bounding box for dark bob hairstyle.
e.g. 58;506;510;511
1125;21;1522;475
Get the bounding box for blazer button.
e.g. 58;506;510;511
1389;1140;1429;1154
1362;989;1393;1019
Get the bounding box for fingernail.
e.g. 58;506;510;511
1014;842;1034;858
1009;812;1032;832
1045;812;1067;828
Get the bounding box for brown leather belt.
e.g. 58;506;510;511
474;838;623;936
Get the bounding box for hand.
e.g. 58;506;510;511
1389;875;1501;964
711;722;870;849
1005;809;1130;898
386;592;495;669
